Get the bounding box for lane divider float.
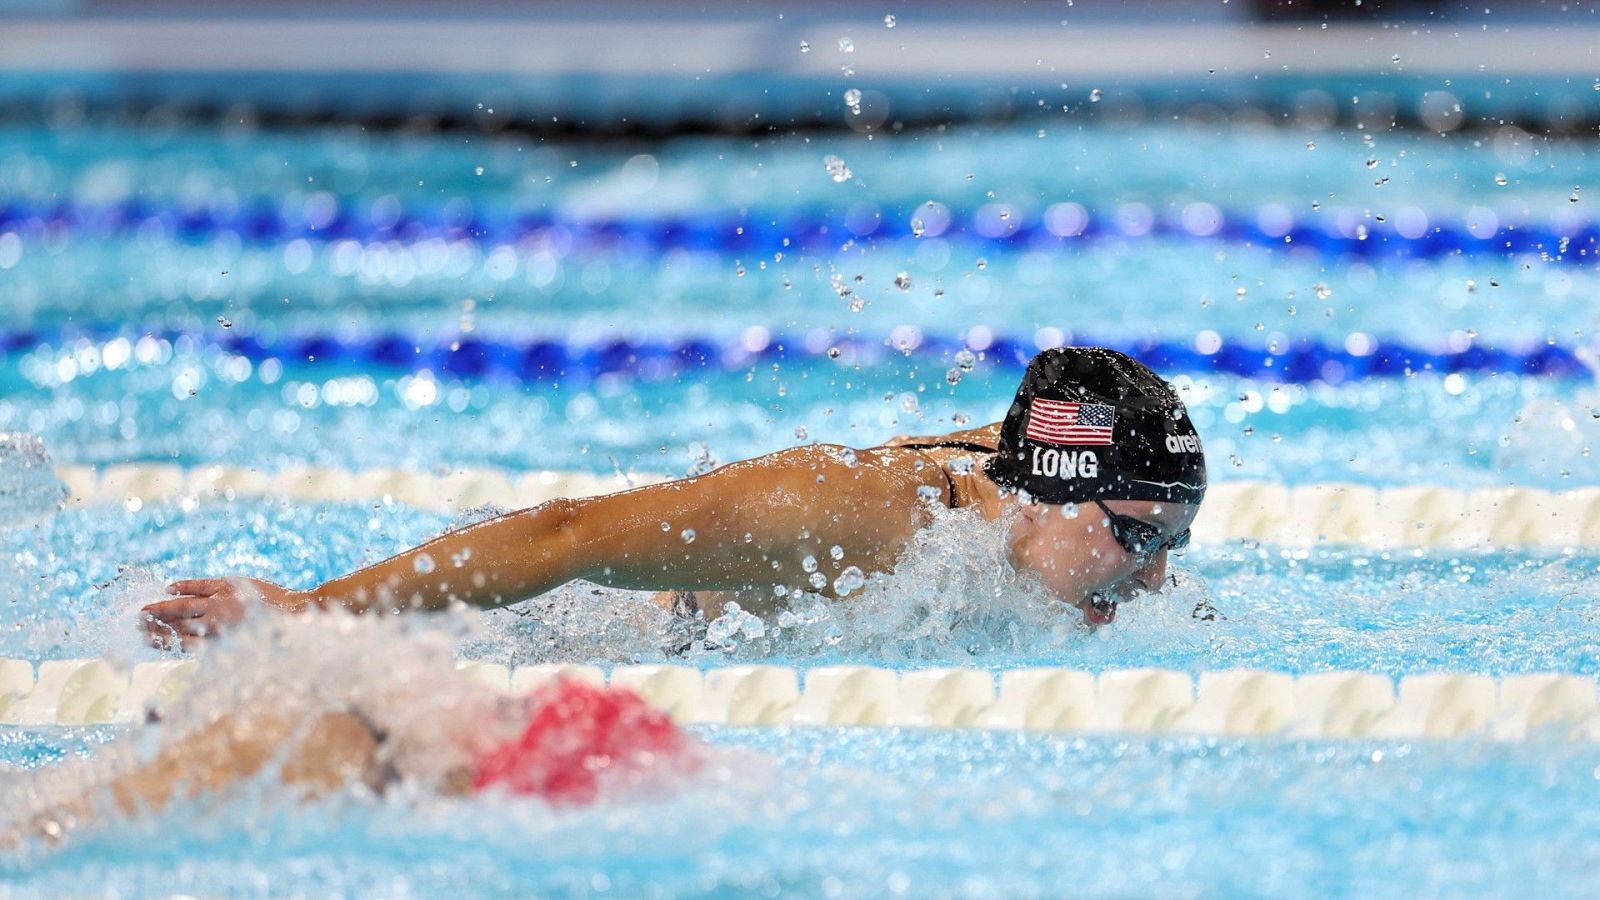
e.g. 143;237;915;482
3;658;1596;742
50;463;1600;548
9;326;1596;382
3;195;1595;264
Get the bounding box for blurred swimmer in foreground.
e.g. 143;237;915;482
4;619;702;847
142;347;1207;649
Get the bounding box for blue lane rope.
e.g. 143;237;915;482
0;197;1594;260
2;327;1591;383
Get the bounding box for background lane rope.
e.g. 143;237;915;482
51;463;1600;548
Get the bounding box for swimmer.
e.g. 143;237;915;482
4;668;698;848
141;347;1207;648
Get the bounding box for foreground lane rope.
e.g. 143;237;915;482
1;659;1595;742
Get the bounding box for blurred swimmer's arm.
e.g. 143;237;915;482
7;709;380;846
305;444;947;611
880;421;1001;450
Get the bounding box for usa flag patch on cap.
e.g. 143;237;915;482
1024;398;1116;446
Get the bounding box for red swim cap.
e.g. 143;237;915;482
470;679;693;804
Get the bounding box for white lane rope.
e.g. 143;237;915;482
1;658;1596;742
52;464;1600;549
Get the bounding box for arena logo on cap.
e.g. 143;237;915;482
1165;433;1201;453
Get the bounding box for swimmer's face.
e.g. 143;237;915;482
1005;498;1198;625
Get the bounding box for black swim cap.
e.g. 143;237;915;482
984;347;1207;506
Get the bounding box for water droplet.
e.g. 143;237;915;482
799;40;811;53
910;217;926;237
413;554;436;574
216;316;232;329
830;544;845;561
1314;282;1332;300
1306;141;1316;150
838;36;854;52
883;14;896;27
1088;88;1101;102
1391;53;1401;63
1060;503;1080;518
474;166;484;176
933;288;945;300
848;297;866;312
661;521;671;531
1235;287;1248;298
945;368;962;385
1365;157;1379;169
809;571;829;589
838;448;858;467
827;346;842;359
844;88;863;114
680;528;696;544
833;566;866;596
894;272;913;291
823;154;853;183
795;425;809;440
1571;187;1582;203
975;257;988;270
1466;279;1478;293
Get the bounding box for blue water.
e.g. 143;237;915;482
6;725;1600;899
3;115;1600;897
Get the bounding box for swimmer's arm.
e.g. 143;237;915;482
880;421;1001;450
10;710;379;846
308;445;946;612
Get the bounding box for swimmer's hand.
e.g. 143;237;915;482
140;578;311;650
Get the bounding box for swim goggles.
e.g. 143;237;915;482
1092;500;1190;561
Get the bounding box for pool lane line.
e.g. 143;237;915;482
52;463;1600;549
6;328;1595;382
1;196;1596;262
1;659;1595;743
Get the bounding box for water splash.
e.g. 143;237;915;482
1498;353;1599;479
0;433;66;533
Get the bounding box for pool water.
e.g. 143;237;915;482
1;114;1599;897
6;723;1600;899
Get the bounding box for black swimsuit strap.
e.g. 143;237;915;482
894;441;998;509
893;440;999;455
